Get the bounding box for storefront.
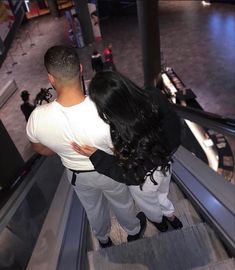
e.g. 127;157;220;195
0;0;25;65
25;0;73;19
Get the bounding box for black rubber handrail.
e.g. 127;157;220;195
173;104;235;137
9;153;41;190
0;154;42;209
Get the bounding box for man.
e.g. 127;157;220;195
20;90;35;122
26;46;146;248
91;50;104;73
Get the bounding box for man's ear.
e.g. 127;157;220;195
48;73;55;85
80;64;83;74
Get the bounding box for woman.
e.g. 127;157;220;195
72;71;182;232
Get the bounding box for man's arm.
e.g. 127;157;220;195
31;142;55;156
26;109;54;156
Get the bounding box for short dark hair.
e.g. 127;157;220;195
21;90;30;102
44;46;80;82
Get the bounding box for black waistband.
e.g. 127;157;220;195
69;169;96;174
69;169;95;186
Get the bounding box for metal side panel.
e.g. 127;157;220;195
173;198;202;227
56;193;90;270
172;146;235;255
173;146;235;214
26;171;73;270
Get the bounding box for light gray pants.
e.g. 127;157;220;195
129;165;175;223
66;169;140;242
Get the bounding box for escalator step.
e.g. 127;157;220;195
173;198;202;227
192;258;235;270
88;223;228;270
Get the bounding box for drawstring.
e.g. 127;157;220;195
145;167;158;185
71;172;77;186
145;162;172;186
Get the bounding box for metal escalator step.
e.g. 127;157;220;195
192;258;235;270
173;198;202;227
204;223;230;262
168;181;186;204
91;197;203;250
88;223;228;270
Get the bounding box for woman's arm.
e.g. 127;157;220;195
71;143;139;185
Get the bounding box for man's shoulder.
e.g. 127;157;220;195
36;102;55;110
84;96;96;107
31;102;55;117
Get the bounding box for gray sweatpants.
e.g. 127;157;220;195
66;169;140;242
129;165;175;223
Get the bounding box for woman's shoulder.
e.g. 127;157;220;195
146;87;171;111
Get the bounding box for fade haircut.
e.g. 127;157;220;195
44;46;80;82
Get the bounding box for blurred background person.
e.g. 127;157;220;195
91;50;104;73
20;90;35;122
34;88;52;106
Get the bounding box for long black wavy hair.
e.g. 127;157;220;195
89;71;171;186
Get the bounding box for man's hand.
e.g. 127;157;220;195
71;142;97;157
31;142;55;156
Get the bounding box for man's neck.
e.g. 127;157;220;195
56;84;85;107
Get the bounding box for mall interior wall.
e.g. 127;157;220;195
0;1;26;67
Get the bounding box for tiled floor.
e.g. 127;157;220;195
0;15;67;160
0;1;234;170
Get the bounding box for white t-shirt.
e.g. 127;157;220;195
26;97;113;170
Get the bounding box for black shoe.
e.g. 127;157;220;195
150;217;168;232
165;216;183;229
127;212;147;242
98;237;113;248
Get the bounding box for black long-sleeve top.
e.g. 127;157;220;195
90;149;143;185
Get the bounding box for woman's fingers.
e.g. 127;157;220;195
82;145;97;155
71;142;83;154
71;142;97;157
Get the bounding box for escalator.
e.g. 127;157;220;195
0;105;235;270
29;105;235;270
87;182;233;269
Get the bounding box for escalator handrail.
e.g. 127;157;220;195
173;146;235;256
0;153;41;206
173;104;235;137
